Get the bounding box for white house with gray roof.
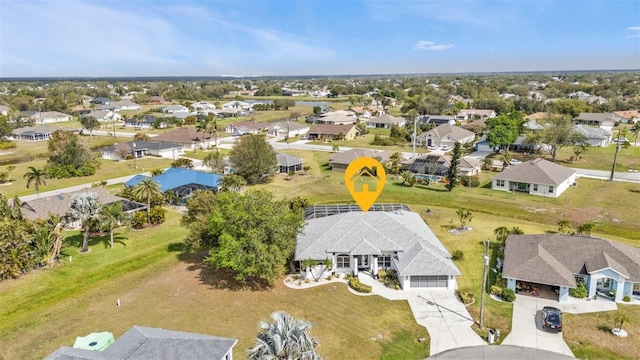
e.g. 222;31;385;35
573;124;611;147
503;234;640;303
294;209;461;290
492;158;577;197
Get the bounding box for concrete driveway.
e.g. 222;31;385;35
407;291;486;356
501;296;574;357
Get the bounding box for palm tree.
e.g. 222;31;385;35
577;221;596;235
100;202;124;249
557;220;571;234
6;165;15;181
248;311;322;360
630;121;640;147
23;166;48;198
131;178;163;224
66;192;102;253
196;115;219;151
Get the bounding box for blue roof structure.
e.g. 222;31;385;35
125;168;223;193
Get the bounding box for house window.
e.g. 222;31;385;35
378;254;392;268
634;283;640;296
533;184;538;192
336;254;350;268
575;274;586;285
548;186;554;193
496;180;505;187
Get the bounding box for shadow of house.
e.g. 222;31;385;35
350;166;380;192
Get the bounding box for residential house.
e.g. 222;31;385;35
225;120;269;136
100;140;184;160
267;121;310;138
45;326;237;360
124;115;166;129
365;114;406;128
12;125;76;141
308;124;360;141
111;99;141;110
614;110;640;124
328;149;392;171
162;104;190;114
461;119;487;134
503;234;640;303
573;113;621;130
276;153;304;174
456;109;496;121
573;124;612;147
125;168;223;200
0;105;9;116
525;112;549;122
89;97;112;105
86;110;122;122
404;154;482;177
221;101;251;110
282;88;307;96
151;127;216;151
150;96;168;104
314;110;356;125
191;101;217;112
417;115;456;126
33;111;74;124
349;106;375;120
19;187;145;226
492;158;577;197
295;206;461;289
416;123;475;148
449;95;474;106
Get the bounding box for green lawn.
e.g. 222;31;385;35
308;133;419;154
0;211;428;360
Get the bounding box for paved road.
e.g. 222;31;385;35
428;345;575;359
575;168;640;183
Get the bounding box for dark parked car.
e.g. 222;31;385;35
542;306;562;332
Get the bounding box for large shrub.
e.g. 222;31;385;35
131;211;147;229
456;288;475;305
490;285;503;296
149;206;166;225
569;282;588;298
378;268;401;289
451;250;464;261
0;141;17;150
348;277;372;293
501;288;516;302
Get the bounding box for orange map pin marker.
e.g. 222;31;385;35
345;157;387;212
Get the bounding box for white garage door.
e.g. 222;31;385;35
410;275;448;288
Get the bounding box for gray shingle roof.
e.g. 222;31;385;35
328;149;392;166
493;158;576;186
295;210;460;276
573;124;611;139
102;140;183;152
45;326;237;360
503;234;640;287
368;114;406;124
417;123;475;142
276;153;303;167
20;187;128;221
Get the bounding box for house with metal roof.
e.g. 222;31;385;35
492;158;577;197
125;168;223;199
44;325;237;360
503;234;640;303
294;208;461;289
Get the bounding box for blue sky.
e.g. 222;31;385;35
1;0;639;77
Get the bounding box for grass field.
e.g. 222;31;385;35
0;211;429;360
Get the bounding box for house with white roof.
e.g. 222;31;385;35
162;104;190;114
295;206;461;290
34;111;73;124
456;109;496;121
365;114;406;128
416;123;475;148
573;124;612;147
191;101;217;112
221;101;251;110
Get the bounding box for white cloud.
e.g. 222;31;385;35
413;40;454;51
627;26;640;38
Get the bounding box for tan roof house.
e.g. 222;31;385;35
328;149;392;171
416;123;475;147
308;124;360;141
503;234;640;303
492;158;577;197
614;110;640;124
152;127;216;151
365;114;406;128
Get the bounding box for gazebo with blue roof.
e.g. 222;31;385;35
125;168;223;201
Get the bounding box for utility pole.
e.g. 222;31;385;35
131;139;137;169
479;239;490;329
609;130;622;181
412;112;417;158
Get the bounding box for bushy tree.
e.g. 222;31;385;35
445;142;462;191
220;174;247;192
203;189;304;286
171;158;194;169
80;116;100;137
525;114;587;162
229;135;277;184
47;130;100;177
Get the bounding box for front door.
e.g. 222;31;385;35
357;255;369;270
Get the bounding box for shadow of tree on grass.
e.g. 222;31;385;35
168;242;271;292
64;232;128;250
